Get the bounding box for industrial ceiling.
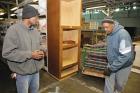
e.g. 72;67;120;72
0;0;140;19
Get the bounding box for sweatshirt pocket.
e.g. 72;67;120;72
8;60;37;75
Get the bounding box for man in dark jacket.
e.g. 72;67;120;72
2;5;44;93
102;17;134;93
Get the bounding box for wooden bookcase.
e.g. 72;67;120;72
47;0;82;79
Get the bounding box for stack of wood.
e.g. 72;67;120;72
82;42;107;77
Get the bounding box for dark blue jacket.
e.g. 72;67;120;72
107;21;134;72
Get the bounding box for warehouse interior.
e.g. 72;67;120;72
0;0;140;93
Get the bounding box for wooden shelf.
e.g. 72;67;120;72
81;29;94;32
96;33;106;36
61;65;78;78
62;46;78;71
62;59;77;68
63;31;79;44
62;47;78;66
62;26;81;30
62;62;78;70
63;43;78;50
63;40;78;50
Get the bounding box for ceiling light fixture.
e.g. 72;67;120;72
10;14;16;16
115;8;120;12
86;5;106;10
33;0;38;2
0;12;5;15
11;7;18;11
133;6;137;10
0;18;4;20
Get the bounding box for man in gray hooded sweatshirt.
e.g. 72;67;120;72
2;5;44;93
102;17;134;93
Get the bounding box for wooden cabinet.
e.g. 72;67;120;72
47;0;82;79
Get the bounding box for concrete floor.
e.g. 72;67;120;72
0;69;140;93
133;42;140;67
0;42;140;93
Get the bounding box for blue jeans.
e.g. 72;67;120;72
16;73;39;93
104;65;132;93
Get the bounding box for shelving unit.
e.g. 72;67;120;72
81;29;106;46
47;0;82;79
93;30;106;43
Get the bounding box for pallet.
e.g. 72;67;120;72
82;68;105;78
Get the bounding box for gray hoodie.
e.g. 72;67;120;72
2;23;44;75
107;21;134;72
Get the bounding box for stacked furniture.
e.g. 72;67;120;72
82;42;107;78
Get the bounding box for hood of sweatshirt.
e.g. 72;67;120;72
109;21;124;36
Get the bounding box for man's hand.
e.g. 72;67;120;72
11;73;16;79
38;50;44;58
32;50;44;60
104;67;111;76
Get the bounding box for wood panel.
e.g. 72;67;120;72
60;0;81;26
47;0;60;78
